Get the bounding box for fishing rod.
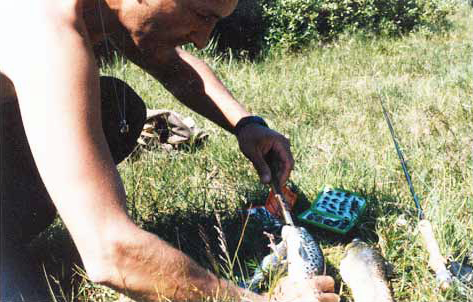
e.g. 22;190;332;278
379;95;452;290
379;99;424;220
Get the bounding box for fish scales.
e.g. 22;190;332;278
340;239;394;302
283;225;324;281
247;226;324;290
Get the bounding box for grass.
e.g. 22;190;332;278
31;4;472;302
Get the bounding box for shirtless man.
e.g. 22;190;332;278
0;1;340;301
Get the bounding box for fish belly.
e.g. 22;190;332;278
340;244;394;302
283;226;324;281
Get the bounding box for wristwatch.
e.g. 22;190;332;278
233;116;268;136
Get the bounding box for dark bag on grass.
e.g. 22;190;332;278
100;76;147;164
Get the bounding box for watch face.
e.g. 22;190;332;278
234;116;268;135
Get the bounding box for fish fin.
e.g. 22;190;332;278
299;245;310;262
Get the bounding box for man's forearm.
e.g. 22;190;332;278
106;226;261;301
148;48;251;133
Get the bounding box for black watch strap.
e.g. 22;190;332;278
233;116;268;136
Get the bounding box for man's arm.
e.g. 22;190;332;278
0;4;259;301
127;45;251;133
122;44;294;186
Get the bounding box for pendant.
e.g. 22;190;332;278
119;119;129;134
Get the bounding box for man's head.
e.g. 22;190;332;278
112;0;238;50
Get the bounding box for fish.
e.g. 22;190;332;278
340;239;394;302
282;225;325;281
248;239;287;292
247;226;324;290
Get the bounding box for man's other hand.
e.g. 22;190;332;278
270;276;340;302
236;124;294;188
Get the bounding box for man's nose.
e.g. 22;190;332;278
189;24;215;49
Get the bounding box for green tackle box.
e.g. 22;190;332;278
298;187;367;234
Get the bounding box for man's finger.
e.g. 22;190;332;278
270;139;294;187
317;293;340;302
311;276;335;293
250;151;272;184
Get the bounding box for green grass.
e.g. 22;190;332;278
33;4;472;302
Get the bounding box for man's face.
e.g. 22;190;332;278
121;0;238;52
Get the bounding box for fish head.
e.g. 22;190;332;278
344;238;370;258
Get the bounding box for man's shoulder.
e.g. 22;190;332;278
0;0;89;81
0;0;83;27
40;0;85;24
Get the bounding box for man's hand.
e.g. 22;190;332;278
270;276;340;302
237;124;294;188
